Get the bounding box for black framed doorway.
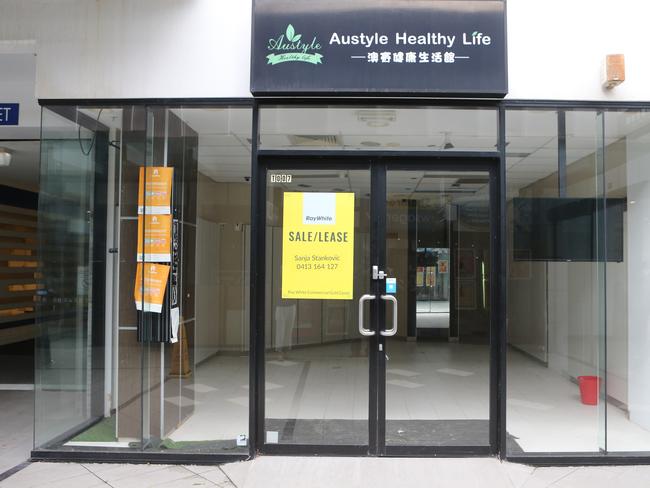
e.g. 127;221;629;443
253;154;501;457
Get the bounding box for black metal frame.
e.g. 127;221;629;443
254;152;501;458
254;156;375;457
382;157;501;458
39;97;650;110
31;97;650;467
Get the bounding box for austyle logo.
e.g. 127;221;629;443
266;24;323;65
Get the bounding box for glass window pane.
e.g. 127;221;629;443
36;106;116;448
385;170;492;447
260;106;497;151
264;168;371;445
506;109;606;454
605;110;650;452
35;106;252;455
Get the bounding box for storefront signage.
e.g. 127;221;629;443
137;214;172;262
0;103;19;125
251;0;507;96
281;192;355;300
138;167;173;215
134;263;170;313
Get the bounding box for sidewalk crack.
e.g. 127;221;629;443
81;464;114;487
218;465;238;487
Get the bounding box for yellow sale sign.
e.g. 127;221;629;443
281;192;355;300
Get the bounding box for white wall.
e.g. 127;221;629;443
0;0;252;99
626;131;650;430
195;217;220;364
0;0;648;100
507;0;650;101
0;48;39;138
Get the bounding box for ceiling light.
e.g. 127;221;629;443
0;148;11;167
356;109;397;128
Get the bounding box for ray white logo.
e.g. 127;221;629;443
267;24;323;65
302;193;336;225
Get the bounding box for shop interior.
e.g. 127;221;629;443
31;105;650;457
0;52;40;473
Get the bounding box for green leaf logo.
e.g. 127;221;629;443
293;34;301;42
286;24;296;41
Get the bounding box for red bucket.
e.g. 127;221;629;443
578;376;602;405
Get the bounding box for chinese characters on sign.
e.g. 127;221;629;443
365;51;461;63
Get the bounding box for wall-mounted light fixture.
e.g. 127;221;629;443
604;54;625;89
356;109;397;128
0;148;12;167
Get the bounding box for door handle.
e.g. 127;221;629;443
380;294;398;337
358;294;376;337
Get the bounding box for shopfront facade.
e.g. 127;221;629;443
5;0;650;466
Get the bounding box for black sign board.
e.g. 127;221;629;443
251;0;507;97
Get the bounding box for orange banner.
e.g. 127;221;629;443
137;214;172;262
134;263;170;313
138;167;173;215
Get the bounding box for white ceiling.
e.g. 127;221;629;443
172;108;252;183
182;107;650;200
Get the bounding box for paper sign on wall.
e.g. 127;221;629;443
137;214;172;262
134;263;170;313
281;192;354;300
416;266;424;287
138;167;173;215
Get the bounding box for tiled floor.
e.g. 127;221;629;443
9;340;650;464
69;340;650;452
171;341;650;452
0;389;33;474
4;458;650;488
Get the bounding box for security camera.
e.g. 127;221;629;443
244;176;251;182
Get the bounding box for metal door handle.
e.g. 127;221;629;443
358;294;376;336
380;294;398;336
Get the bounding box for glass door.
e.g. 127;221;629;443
262;164;373;452
379;164;496;455
259;159;497;456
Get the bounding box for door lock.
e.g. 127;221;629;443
372;265;387;280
